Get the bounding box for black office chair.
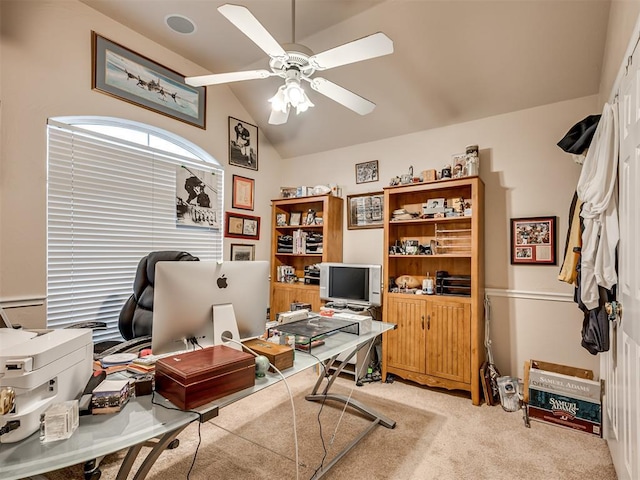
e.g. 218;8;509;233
82;251;199;480
94;250;199;359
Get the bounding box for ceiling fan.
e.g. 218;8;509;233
185;2;394;125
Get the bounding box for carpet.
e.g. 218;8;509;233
44;382;445;480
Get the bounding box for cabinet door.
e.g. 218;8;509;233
271;285;320;319
385;295;426;374
425;299;471;384
291;287;321;312
271;285;292;319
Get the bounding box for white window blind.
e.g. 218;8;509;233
47;121;223;343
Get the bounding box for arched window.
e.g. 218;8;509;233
47;117;223;342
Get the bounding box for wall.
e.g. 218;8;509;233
0;0;283;328
279;95;602;376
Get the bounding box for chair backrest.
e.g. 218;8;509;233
118;251;199;340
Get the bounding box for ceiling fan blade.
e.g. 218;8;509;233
269;107;290;125
309;78;376;115
218;4;287;59
309;32;393;71
185;69;272;87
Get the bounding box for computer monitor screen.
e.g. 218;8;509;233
152;260;270;356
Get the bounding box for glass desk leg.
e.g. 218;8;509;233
115;426;188;480
304;337;396;479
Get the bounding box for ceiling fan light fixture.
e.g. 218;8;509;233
285;81;304;107
269;77;314;115
268;85;289;113
295;91;314;114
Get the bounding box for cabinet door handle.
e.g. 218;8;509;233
421;315;424;330
427;314;431;330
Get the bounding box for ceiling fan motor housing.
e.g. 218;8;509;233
270;44;316;79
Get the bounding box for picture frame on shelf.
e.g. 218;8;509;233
232;174;255;211
230;243;255;261
228;116;258;171
225;212;260;240
276;213;288;226
422;197;446;215
347;191;384;230
303;210;316;226
289;211;302;226
510;216;557;265
355;160;379;184
280;187;297;198
91;32;206;129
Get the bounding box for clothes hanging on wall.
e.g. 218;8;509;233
557;114;602;155
576;102;619;311
556;106;619;354
557;191;583;285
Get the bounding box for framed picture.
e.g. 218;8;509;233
289;211;302;226
276;212;288;226
229;116;258;171
225;212;260;240
175;165;220;229
280;187;298;198
91;32;206;129
422;197;446;214
510;216;557;265
355;160;379;184
303;210;316;226
230;243;255;261
347;192;384;230
232;175;255;211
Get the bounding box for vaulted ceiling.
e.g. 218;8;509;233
81;0;611;159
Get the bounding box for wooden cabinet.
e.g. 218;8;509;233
271;283;322;317
270;194;343;319
382;177;484;405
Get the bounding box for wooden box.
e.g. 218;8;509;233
242;339;294;372
155;345;255;410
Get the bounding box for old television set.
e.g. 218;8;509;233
319;262;382;308
152;260;270;356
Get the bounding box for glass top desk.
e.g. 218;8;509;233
0;320;395;480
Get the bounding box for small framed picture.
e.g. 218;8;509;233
230;243;255;261
289;211;302;226
510;216;557;265
225;212;260;240
355;160;379;184
232;174;255;211
303;210;316;226
280;187;298;198
422;197;446;215
228;116;258;171
276;212;288;226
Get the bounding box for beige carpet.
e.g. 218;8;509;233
45;369;616;480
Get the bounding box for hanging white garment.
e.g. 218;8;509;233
577;102;619;310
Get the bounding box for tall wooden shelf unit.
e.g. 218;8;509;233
382;177;485;405
270;194;343;318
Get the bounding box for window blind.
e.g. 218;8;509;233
47;122;223;343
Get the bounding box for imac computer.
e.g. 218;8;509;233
152;260;270;356
319;262;382;308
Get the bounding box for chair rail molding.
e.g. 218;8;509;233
485;288;573;303
0;295;46;308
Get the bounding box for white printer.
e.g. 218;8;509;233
0;328;93;443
